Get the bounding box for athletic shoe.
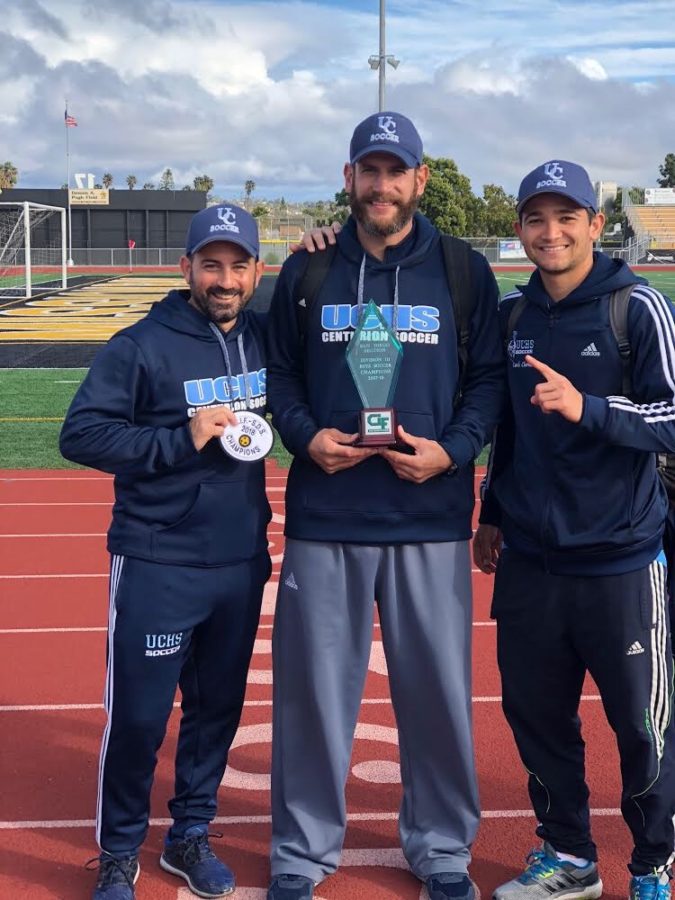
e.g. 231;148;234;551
426;872;479;900
266;874;315;899
160;825;234;898
493;843;603;900
88;853;139;900
629;871;672;900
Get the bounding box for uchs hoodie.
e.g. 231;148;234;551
267;213;505;544
481;253;675;575
60;290;271;567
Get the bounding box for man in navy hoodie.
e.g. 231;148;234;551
265;112;504;900
474;162;675;900
60;205;271;900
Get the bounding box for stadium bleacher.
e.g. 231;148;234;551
629;205;675;249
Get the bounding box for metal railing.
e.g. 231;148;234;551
66;242;292;268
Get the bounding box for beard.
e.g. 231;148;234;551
349;188;420;237
189;278;248;326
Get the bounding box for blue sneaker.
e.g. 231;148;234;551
426;872;478;900
88;853;139;900
267;874;315;899
493;843;602;900
159;825;234;898
629;872;672;900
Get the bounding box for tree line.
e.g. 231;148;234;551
1;154;674;238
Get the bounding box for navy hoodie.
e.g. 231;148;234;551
59;290;271;566
480;253;675;575
267;213;504;543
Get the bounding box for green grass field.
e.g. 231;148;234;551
0;368;293;469
1;270;673;468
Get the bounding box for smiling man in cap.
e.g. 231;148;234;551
265;111;505;900
474;161;675;900
61;204;270;900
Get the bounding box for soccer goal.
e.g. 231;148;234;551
0;201;67;299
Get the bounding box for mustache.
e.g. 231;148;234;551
207;287;241;299
363;193;400;204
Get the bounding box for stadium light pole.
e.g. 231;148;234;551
367;0;400;112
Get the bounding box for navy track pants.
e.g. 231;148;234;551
97;551;270;854
492;549;675;874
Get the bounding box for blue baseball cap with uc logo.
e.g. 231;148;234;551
517;160;598;215
349;111;424;169
185;204;260;258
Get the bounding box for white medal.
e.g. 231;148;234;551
219;410;274;462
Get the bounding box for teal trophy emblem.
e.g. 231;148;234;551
346;299;403;446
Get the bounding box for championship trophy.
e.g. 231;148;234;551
346;299;405;448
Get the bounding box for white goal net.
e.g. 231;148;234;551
0;202;67;299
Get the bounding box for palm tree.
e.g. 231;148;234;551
102;173;114;189
193;174;215;193
0;161;19;189
126;174;137;190
244;179;256;208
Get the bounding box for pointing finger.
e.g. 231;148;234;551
524;355;558;381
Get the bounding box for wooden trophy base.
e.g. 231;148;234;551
354;408;414;453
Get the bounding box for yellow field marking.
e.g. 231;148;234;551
0;276;183;342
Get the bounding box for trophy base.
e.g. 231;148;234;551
352;408;415;454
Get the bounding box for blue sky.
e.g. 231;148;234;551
0;0;674;203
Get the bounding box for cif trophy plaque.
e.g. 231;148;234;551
346;299;403;447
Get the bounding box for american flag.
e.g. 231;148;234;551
64;110;78;127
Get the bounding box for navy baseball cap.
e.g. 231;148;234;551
349;111;423;169
185;204;259;258
517;160;598;215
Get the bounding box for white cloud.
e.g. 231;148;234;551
0;0;673;200
567;57;608;81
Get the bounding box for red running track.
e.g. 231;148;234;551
0;463;630;899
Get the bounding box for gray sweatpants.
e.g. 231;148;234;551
270;539;479;882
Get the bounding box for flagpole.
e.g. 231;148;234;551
65;100;74;266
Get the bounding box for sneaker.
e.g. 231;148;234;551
267;874;315;899
426;872;479;900
629;872;672;900
493;843;602;900
159;825;234;898
87;853;140;900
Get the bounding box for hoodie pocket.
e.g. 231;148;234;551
151;480;267;565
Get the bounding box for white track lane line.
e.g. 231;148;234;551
0;696;602;713
0;807;621;830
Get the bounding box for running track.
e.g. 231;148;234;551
0;463;631;899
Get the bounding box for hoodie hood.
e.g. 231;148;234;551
338;211;439;270
147;289;250;342
518;252;646;309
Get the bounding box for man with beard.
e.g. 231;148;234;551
265;112;504;900
60;205;270;900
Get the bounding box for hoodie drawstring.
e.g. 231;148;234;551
208;323;252;409
356;254;400;333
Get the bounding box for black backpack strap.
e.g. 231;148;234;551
608;284;635;398
293;244;338;342
440;234;474;405
505;295;528;347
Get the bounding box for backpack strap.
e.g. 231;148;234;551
505;295;528;347
440;234;475;405
293;244;338;342
608;284;635;398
